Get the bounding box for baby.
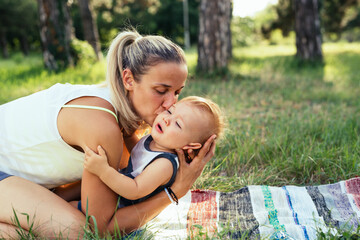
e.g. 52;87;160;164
84;96;225;206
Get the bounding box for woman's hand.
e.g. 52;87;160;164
172;134;217;198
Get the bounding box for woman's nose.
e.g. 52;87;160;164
162;93;177;109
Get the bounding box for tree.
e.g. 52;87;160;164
154;0;200;47
90;0;200;48
261;0;360;40
197;0;232;73
0;0;38;58
0;0;13;58
183;0;190;49
37;0;74;71
261;0;294;39
294;0;323;61
321;0;358;40
78;0;102;60
0;30;9;58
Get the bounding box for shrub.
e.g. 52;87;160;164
70;38;97;65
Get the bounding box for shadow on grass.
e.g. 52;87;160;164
190;63;261;83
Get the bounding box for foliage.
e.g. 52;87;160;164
260;0;293;39
343;4;360;30
87;0;200;49
1;0;200;57
70;1;84;42
260;0;360;42
342;27;360;42
321;0;358;40
341;5;360;41
70;38;98;65
0;0;39;54
148;0;199;45
252;3;278;30
231;17;259;47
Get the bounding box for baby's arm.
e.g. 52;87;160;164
84;146;173;200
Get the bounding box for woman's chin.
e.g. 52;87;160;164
144;117;155;126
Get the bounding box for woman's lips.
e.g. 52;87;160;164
155;108;165;115
156;123;163;133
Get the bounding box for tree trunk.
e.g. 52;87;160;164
227;1;233;60
183;0;190;50
197;0;232;73
20;34;29;56
78;0;102;60
37;0;74;71
0;31;9;59
294;0;323;61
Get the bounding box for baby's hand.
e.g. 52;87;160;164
84;145;109;177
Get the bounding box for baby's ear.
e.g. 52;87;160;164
182;143;202;150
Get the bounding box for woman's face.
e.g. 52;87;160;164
125;62;188;125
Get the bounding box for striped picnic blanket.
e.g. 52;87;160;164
145;177;360;239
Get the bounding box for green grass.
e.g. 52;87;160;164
0;52;106;104
1;42;360;239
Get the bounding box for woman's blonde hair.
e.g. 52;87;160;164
179;96;226;144
106;30;186;134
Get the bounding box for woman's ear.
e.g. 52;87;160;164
122;69;135;91
182;143;202;150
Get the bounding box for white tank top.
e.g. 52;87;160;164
0;83;115;188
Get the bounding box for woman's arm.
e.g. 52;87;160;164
58;96;125;233
79;119;123;233
107;135;217;234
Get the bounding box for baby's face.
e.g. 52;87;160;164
151;101;209;151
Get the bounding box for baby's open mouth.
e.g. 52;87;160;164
156;123;163;133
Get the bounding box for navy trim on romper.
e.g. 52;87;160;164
0;171;12;181
119;156;134;178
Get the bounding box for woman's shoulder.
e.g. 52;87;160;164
58;96;123;150
76;97;120;134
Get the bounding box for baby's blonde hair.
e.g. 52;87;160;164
106;30;187;135
179;96;225;144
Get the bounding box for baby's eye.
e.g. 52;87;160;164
176;122;181;129
167;110;172;114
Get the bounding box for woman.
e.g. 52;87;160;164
0;30;216;238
